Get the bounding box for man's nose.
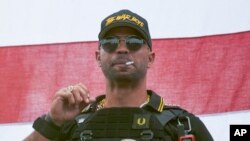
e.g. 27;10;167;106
116;40;129;54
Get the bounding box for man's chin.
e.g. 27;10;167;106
113;73;133;79
109;72;137;81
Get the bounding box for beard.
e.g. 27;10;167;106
101;61;148;84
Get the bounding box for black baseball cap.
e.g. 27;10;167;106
98;9;152;49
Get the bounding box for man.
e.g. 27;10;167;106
24;9;213;141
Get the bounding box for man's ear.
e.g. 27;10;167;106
147;51;155;68
95;50;101;67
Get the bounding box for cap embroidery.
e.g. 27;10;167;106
105;14;144;27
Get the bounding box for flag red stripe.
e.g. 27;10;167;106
0;31;250;123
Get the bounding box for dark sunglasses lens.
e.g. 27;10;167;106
126;36;144;51
100;37;118;52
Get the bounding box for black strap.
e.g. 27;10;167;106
153;106;185;127
33;115;61;140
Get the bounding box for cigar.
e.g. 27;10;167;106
125;61;134;65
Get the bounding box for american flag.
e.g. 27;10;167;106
0;1;250;140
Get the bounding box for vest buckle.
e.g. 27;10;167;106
80;130;93;141
140;130;154;141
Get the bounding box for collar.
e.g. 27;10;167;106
88;90;165;113
144;90;165;112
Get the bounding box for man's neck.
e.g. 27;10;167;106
104;79;148;108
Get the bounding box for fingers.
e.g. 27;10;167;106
56;83;94;106
77;83;91;103
56;88;75;105
72;83;89;104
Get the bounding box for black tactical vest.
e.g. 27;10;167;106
70;107;179;141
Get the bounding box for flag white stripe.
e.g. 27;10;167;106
1;0;250;46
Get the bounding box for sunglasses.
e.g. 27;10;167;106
99;35;147;53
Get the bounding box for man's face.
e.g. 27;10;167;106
96;26;155;82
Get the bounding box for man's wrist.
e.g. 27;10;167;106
32;114;61;140
44;114;58;125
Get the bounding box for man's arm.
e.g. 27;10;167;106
190;115;214;141
23;131;51;141
23;83;95;141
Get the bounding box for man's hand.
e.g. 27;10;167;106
48;83;95;126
